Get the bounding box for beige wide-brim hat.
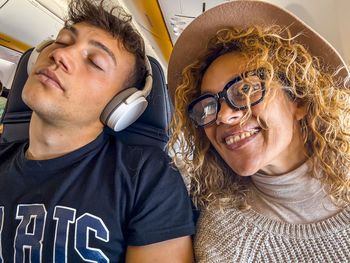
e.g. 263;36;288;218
167;0;350;103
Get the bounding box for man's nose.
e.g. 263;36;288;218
216;100;244;126
48;45;76;73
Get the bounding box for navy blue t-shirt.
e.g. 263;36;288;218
0;132;195;262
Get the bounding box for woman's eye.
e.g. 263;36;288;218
238;82;261;95
241;84;251;94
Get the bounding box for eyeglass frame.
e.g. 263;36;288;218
187;68;266;128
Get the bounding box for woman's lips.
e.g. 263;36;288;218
225;128;260;145
221;128;261;150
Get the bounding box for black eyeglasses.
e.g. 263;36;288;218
188;68;266;127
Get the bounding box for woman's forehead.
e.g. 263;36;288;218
201;52;255;92
205;52;258;77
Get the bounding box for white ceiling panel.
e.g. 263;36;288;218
0;0;64;46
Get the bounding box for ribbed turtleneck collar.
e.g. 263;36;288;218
251;160;323;203
249;160;340;223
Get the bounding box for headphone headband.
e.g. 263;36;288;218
142;56;153;97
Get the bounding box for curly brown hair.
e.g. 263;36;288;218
66;0;147;90
168;25;350;210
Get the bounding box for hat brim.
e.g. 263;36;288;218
167;0;349;103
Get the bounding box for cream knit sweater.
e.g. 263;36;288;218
194;162;350;262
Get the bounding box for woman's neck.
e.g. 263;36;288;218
249;160;340;223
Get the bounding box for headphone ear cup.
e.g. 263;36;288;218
27;40;55;75
27;49;40;75
101;56;153;132
101;87;148;132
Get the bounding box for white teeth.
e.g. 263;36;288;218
225;129;259;145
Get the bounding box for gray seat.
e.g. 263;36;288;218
0;48;173;151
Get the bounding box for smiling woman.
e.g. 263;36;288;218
167;0;350;262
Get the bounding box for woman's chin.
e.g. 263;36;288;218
232;166;259;177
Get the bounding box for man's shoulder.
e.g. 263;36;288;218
107;133;170;163
105;134;179;182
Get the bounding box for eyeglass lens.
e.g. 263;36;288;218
188;74;264;127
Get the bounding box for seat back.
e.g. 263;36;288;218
0;48;33;143
0;49;173;151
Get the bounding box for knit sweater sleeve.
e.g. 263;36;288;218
194;208;265;262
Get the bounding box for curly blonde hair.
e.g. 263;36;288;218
168;25;350;210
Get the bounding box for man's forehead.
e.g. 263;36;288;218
59;22;108;37
58;23;118;66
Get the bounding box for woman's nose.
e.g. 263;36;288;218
216;100;244;125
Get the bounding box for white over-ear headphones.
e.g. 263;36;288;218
27;40;153;132
100;56;152;131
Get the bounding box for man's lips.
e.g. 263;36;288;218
36;68;63;91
